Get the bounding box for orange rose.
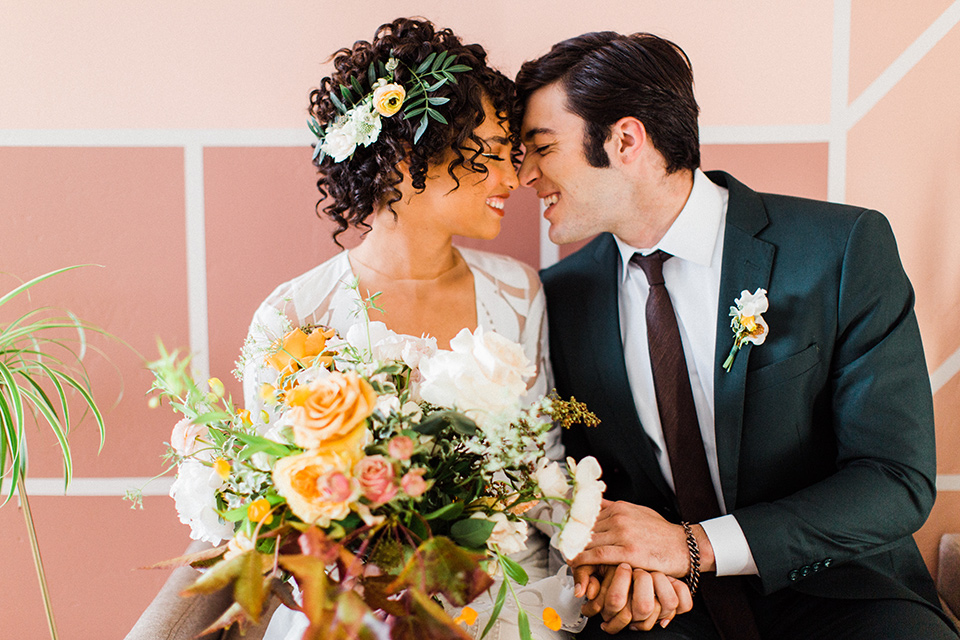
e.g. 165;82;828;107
272;449;358;525
372;83;405;117
285;371;376;449
266;326;336;376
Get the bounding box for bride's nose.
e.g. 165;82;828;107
503;161;520;191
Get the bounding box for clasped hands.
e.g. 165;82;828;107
569;500;707;633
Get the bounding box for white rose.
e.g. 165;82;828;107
169;460;234;545
400;335;438;370
345;321;405;362
418;328;532;422
418;349;520;421
475;512;528;556
376;394;401;416
466;328;535;392
320;117;359;162
535;459;570;500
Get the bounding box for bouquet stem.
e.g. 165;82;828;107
17;476;60;640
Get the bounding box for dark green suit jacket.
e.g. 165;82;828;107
542;171;941;609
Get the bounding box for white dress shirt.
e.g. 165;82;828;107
614;169;758;577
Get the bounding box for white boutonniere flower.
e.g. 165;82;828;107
722;288;769;372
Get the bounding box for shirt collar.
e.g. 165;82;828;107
615;168;727;282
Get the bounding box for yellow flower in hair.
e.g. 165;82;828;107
372;83;406;117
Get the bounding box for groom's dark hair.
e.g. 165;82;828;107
514;32;700;173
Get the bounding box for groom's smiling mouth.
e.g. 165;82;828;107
540;193;560;214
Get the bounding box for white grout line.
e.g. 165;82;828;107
17;474;960;496
18;477;174;496
0;125;837;149
0;128;313;147
828;0;852;205
184;145;210;381
931;346;960;394
539;199;559;270
846;0;960;129
938;475;960;492
699;124;832;145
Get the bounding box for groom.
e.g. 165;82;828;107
516;32;957;638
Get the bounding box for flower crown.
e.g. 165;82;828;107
309;51;471;164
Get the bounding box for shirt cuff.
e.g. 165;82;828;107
699;515;759;576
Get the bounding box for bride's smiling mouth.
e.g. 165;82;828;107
485;195;507;215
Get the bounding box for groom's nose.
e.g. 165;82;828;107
518;152;540;187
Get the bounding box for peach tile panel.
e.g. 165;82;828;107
916;490;960;581
204;148;543;402
2;0;831;129
0;495;193;639
846;24;960;373
558;142;830;260
934;374;960;475
0;147;190;478
849;0;956;102
203;147;343;402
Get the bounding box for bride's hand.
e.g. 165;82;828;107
582;564;692;633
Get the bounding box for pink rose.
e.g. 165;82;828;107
401;468;428;498
388;436;414;461
170;418;208;456
354;455;397;505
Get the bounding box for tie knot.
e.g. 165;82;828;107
631;250;672;286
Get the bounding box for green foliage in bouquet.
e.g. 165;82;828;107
0;265;108;640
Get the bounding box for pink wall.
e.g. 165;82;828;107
2;2;959;637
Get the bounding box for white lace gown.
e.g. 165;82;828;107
243;248;582;640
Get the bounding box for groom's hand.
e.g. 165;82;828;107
573;500;716;577
581;563;692;633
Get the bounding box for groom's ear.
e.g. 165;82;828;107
608;117;648;165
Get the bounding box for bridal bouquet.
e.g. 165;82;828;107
142;305;602;639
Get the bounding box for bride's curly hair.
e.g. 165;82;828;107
309;17;520;244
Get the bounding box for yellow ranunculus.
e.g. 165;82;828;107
372;83;406;117
266;326;335;376
247;497;274;524
285;370;376;450
213;457;231;481
272;449;358;526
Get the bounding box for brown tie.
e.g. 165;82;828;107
632;251;761;640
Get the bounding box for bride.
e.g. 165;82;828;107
243;18;574;640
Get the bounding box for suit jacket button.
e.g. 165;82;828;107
800;566;811;577
823;558;833;568
812;562;821;572
789;570;799;581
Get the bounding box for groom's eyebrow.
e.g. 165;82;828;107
522;127;555;141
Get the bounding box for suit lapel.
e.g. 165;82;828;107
588;235;674;501
707;172;774;512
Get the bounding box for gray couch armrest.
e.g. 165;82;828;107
125;541;232;640
939;533;960;623
126;541;291;640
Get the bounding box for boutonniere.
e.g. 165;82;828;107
722;288;769;372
